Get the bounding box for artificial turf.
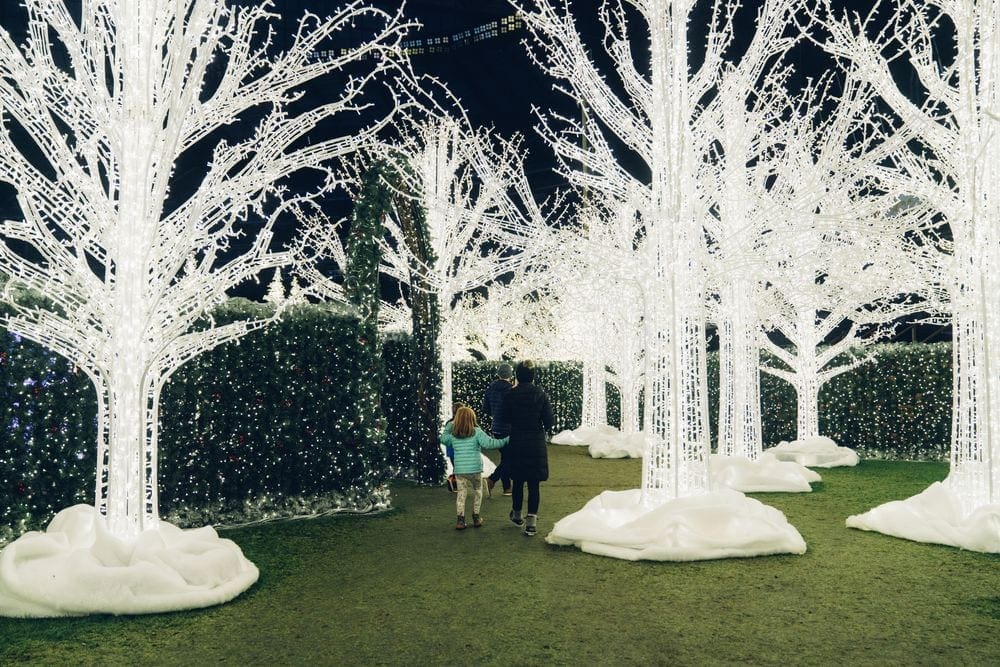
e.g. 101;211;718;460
1;446;998;666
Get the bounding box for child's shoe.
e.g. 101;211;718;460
455;515;467;530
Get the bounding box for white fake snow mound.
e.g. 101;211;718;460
846;481;1000;553
0;504;259;617
546;488;806;561
766;435;859;468
710;453;821;493
551;424;646;459
551;424;618;446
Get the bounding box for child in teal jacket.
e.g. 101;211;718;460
439;406;507;529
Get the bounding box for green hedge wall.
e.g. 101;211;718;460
157;300;391;527
381;332;422;476
454;344;952;461
0;313;957;545
0;331;96;542
0;300;393;543
817;343;951;460
452;360;593;433
705;344;951;460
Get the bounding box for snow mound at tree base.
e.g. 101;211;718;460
710;453;821;493
551;424;619;446
846;481;1000;553
766;436;859;468
546;488;807;561
0;504;259;617
550;424;645;458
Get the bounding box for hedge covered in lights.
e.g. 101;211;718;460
157;299;391;528
381;332;424;476
456;345;952;461
0;323;96;542
1;299;397;542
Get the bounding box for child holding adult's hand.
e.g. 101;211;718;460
439;406;507;530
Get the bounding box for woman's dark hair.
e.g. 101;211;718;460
515;361;535;383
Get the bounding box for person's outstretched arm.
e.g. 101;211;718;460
476;428;508;450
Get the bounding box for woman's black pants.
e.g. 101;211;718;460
511;479;540;514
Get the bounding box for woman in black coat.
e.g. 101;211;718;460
501;361;553;536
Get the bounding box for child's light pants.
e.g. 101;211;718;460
456;473;483;516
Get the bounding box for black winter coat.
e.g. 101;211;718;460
483;379;513;437
501;381;554;481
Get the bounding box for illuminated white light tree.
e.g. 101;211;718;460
265;268;289;306
551;219;618;429
453;279;547;361
545;204;648;456
703;87;768;462
519;0;807;560
697;0;806;465
700;76;822;490
0;0;413;616
810;0;1000;549
575;203;646;436
756;76;928;450
373;116;548;422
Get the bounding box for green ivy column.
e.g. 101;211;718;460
346;166;391;474
392;187;444;484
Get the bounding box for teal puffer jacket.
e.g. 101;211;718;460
439;427;507;474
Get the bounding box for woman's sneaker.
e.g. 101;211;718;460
509;510;523;526
524;514;537;536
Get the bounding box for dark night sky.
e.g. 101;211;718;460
0;0;845;219
0;0;840;223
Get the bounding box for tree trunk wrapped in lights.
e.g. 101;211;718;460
697;0;804;464
811;0;1000;550
518;0;808;560
0;0;414;616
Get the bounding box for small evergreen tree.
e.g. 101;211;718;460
265;269;286;305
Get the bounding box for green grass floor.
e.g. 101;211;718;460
1;447;998;666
